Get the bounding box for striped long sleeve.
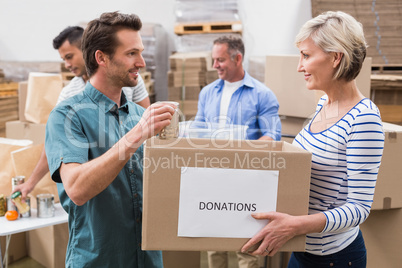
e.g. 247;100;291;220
293;96;384;255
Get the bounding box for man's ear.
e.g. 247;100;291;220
332;52;343;68
235;53;242;66
95;50;108;66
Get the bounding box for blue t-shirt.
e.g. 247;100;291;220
195;71;281;140
46;82;162;267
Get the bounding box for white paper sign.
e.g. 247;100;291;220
178;167;279;238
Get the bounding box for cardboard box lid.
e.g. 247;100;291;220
142;137;312;252
382;122;402;133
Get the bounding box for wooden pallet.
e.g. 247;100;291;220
61;72;74;81
141;71;152;83
174;21;242;35
372;64;402;75
0;82;18;97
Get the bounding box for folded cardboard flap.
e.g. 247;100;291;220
372;122;402;210
6;120;46;145
142;137;312;252
0;138;33;194
24;72;62;124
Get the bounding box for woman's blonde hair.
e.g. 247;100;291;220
295;11;367;81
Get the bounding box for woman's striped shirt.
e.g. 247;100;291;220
293;95;384;255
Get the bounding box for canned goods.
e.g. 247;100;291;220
37;194;55;218
7;196;17;211
12;176;25;191
11;191;31;218
0;194;6;217
158;101;180;139
19;197;31;218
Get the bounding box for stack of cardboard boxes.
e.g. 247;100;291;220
139;69;155;103
311;0;402;65
168;51;218;120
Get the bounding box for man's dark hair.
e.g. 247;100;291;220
53;26;84;50
82;11;142;77
214;35;245;61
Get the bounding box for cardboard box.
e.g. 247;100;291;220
168;86;201;101
371;122;402;210
0;233;27;264
168;70;206;87
6;120;46;145
264;55;372;118
27;223;68;268
280;115;311;143
360;208;402;268
18;81;28;122
173;100;198;121
169;51;213;72
179;121;248;140
142;137;312;252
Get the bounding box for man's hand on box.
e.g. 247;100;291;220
241;211;296;257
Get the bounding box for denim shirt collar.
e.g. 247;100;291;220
215;71;254;93
84;82;129;114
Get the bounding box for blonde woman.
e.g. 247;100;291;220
242;11;384;268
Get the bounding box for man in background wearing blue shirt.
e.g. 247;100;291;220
45;12;175;267
195;36;281;268
196;36;281;142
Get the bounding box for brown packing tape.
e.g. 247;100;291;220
388;131;397;142
382;197;392;210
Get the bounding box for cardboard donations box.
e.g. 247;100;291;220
371;122;402;210
142;137;312;252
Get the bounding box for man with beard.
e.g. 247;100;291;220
45;12;174;267
11;25;151;202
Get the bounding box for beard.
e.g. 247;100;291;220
108;61;139;88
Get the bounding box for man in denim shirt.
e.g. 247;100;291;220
196;36;281;268
196;36;281;141
45;12;175;267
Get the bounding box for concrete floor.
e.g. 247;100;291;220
7;257;44;268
